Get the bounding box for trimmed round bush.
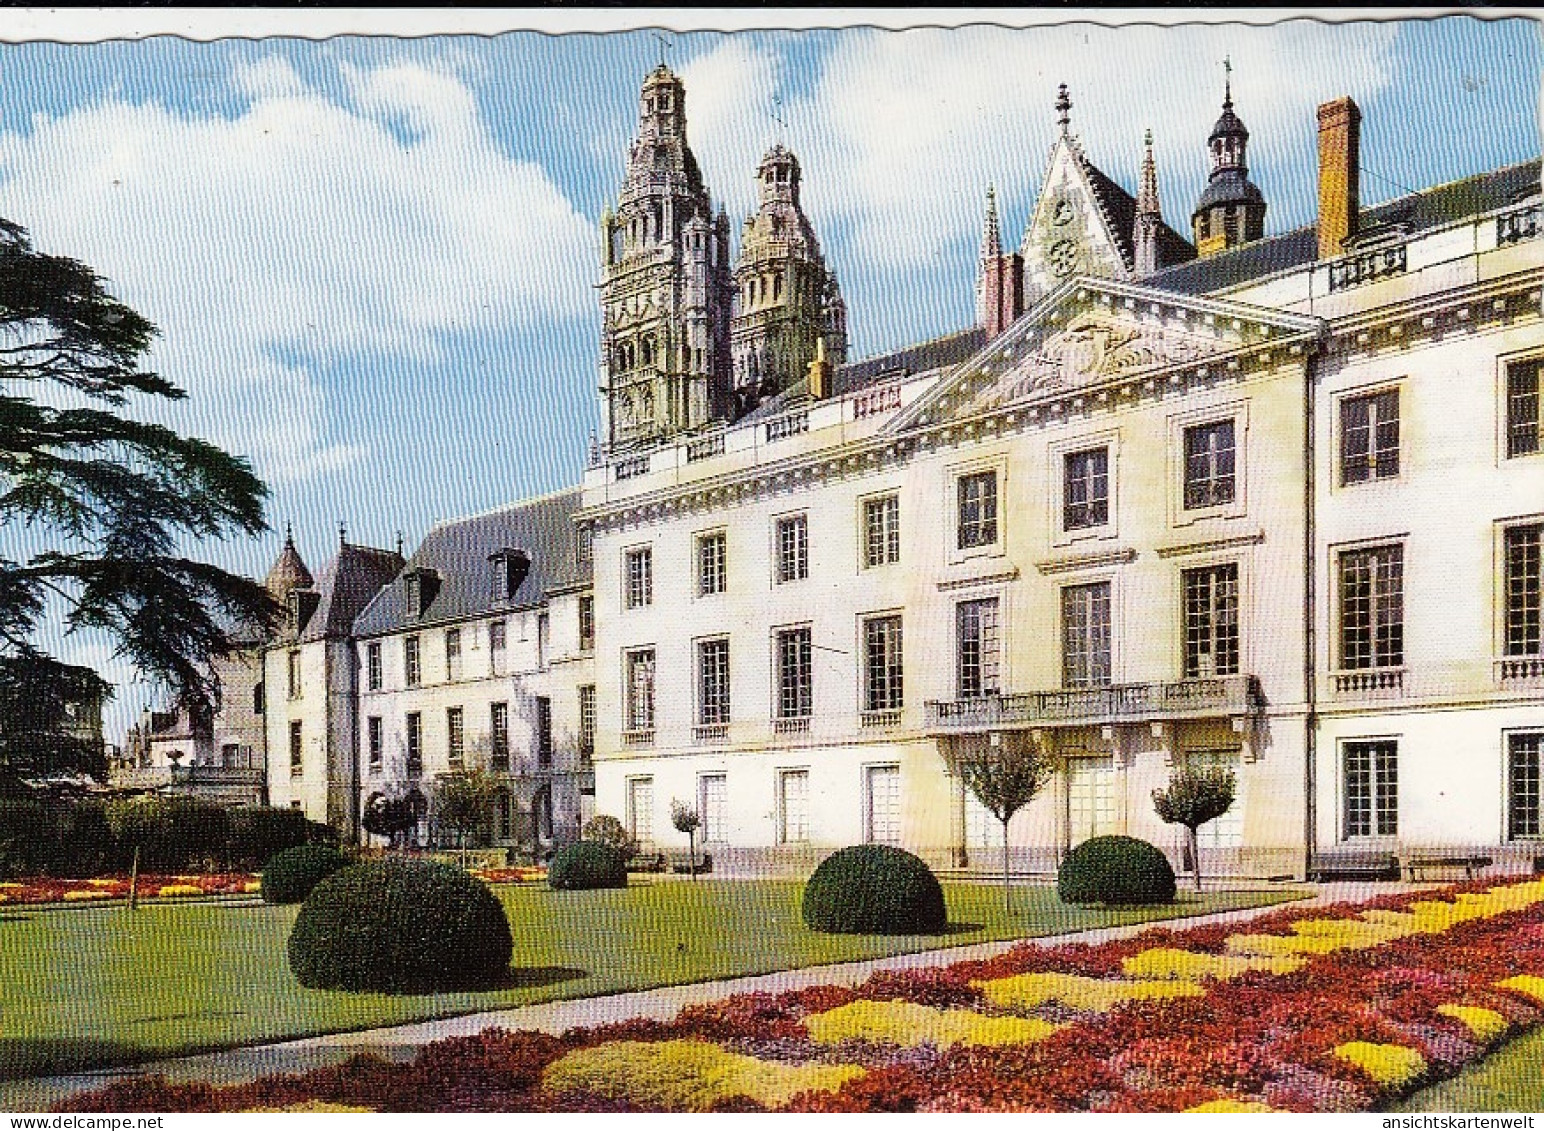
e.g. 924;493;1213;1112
1057;835;1177;906
261;844;351;905
288;859;513;992
548;840;627;891
801;845;947;935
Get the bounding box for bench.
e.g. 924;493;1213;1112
1308;851;1400;883
1401;854;1492;883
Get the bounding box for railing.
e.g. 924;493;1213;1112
1332;669;1405;695
621;728;655;748
685;433;725;462
1497;204;1541;247
860;709;903;729
614;454;650;481
172;764;265;786
764;412;809;443
1498;656;1544;682
1328;244;1407;293
693;723;729;744
852;386;901;419
925;675;1260;732
772;716;811;736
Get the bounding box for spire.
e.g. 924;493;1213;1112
1223;55;1233;109
1192;60;1267;255
265;527;313;603
1133;129;1163;276
976;185;1003;327
1055;83;1071;136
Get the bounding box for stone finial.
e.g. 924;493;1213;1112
1056;84;1071;135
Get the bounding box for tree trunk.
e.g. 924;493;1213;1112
688;831;697;880
1189;825;1202;893
1002;820;1012;915
128;844;140;911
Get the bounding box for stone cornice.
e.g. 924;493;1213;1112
1323;269;1543;360
1154;530;1267;559
1034;547;1138;576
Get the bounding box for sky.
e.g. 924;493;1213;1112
0;12;1537;739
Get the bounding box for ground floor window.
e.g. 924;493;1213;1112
627;777;654;845
778;769;809;844
964;786;996;850
1187;749;1243;849
1510;732;1542;840
1067;755;1117;846
865;764;901;844
532;784;553;845
698;773;727;842
495;789;513;841
1343;739;1398;838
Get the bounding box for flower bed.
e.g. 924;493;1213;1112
0;873;260;905
57;879;1544;1113
470;866;548;886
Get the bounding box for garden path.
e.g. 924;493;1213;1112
0;882;1419;1112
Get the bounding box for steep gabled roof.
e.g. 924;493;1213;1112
352;488;587;639
1081;158;1195;272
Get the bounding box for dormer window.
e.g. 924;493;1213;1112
403;568;439;619
287;589;319;636
489;549;531;603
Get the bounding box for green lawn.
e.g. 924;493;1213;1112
0;879;1296;1081
1393;1026;1544;1112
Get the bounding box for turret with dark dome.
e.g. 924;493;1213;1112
1191;60;1267;256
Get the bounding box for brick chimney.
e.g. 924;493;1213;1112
982;252;1025;341
1316;97;1361;259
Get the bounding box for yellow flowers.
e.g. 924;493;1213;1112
242;880;263;894
1186;1099;1278;1112
1332;1042;1427;1087
61;889;114;901
1122;948;1306;981
1494;975;1544;1005
1436;1004;1507;1042
243;1102;377;1113
154;884;204;897
805;999;1059;1049
542;1040;864;1111
972;971;1205;1013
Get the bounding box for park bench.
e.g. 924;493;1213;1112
1400;854;1492;883
1307;850;1400;883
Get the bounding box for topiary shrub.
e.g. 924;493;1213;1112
548;840;627;891
801;845;947;935
226;807;317;871
288;859;513;993
261;844;351;904
581;814;638;863
1057;835;1177;906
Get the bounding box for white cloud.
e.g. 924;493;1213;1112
0;56;594;483
677;40;783;222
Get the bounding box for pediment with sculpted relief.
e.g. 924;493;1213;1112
885;276;1323;434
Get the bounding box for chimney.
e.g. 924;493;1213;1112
982;253;1024;341
806;337;832;399
1316;97;1361;259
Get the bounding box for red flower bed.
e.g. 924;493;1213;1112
57;880;1544;1113
0;873;258;904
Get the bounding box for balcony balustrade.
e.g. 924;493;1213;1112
924;675;1260;733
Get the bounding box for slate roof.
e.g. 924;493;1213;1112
1082;158;1196;272
275;542;404;645
1149;158;1541;297
352;488;586;639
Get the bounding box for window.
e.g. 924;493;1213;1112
776;627;813;719
625;547;653;609
445;629;462;682
698;531;727;596
956;470;998;549
699;773;727;842
490;702;509;771
1343;739;1398;838
1189;749;1244;848
866;764;901;844
863;615;904;712
776;515;808;583
576;525;593;568
367;716;382;774
287;650;302;700
578;685;596;763
628;777;654;844
778;769;809;843
404;635;421;688
1340;389;1400;485
1068;756;1118;846
1183;420;1236;509
1506;358;1540;459
1339;545;1404;670
578;595;595;651
626;648;656;732
1064;447;1110;530
697;638;731;726
253;682;264;715
366;642;382;692
956;598;1001;699
1183;564;1240;678
481;620;503;676
447;707;464;768
863;495;900;568
537;612;550;669
1510;732;1542;839
406;712;422;777
288;720;302;777
536;696;553;767
1505;524;1542;658
1062;582;1112;688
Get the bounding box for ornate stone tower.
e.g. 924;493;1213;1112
599;65;732;452
1191;61;1267;257
730;144;846;408
1133;130;1164;276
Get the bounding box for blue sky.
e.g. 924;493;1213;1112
0;13;1536;736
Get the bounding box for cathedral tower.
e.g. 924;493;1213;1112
1133;130;1163;276
1191;61;1267;257
730;144;846;408
599;65;732;453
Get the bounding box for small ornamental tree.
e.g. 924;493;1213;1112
363;792;420;850
582;814;638;864
1152;764;1237;891
431;767;500;863
670;798;702;879
959;737;1056;913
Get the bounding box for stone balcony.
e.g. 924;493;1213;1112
924;675;1263;734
